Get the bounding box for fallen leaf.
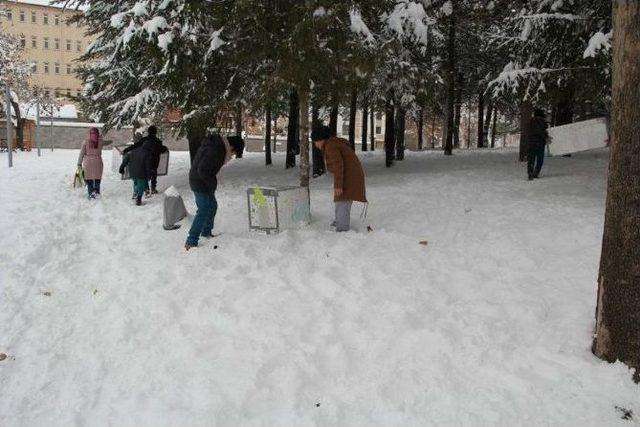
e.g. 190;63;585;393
419;240;429;246
0;353;7;361
43;291;52;296
367;226;373;232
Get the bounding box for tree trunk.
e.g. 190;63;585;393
417;107;424;150
286;89;299;168
519;101;532;161
443;10;456;156
348;86;357;150
484;101;493;147
395;106;406;160
361;100;368;151
265;107;272;165
312;104;325;177
273;115;277;153
592;2;640;382
453;75;462;149
298;87;310;188
384;97;395;167
431;115;436;149
235;104;243;138
187;123;206;165
329;101;339;136
490;107;497;148
466;99;472;148
370;109;375;151
477;91;485;148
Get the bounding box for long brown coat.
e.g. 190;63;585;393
323;137;367;203
77;138;104;180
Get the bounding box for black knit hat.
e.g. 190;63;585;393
534;109;546;118
311;125;332;142
148;125;158;136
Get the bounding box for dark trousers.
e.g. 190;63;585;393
527;145;545;178
86;179;101;197
186;191;218;246
149;169;158;191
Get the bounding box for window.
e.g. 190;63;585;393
66;88;71;97
54;15;59;26
44;37;49;49
67;64;72;74
76;90;82;97
54;38;59;50
55;89;60;98
31;36;37;48
19;10;25;22
76;41;81;52
375;126;382;135
66;40;71;51
44;89;50;97
376;112;382;120
55;63;60;74
341;123;349;135
20;35;25;48
6;9;12;20
44;62;49;74
31;11;36;23
43;13;48;24
31;62;37;73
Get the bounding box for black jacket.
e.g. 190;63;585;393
189;136;226;193
120;145;152;180
141;135;168;169
528;117;549;150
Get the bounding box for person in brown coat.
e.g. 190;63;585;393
312;125;367;232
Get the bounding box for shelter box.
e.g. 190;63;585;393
247;186;310;233
112;145;169;179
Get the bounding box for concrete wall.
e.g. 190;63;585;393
30;124;189;150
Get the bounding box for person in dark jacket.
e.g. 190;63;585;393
528;109;551;180
185;133;235;250
123;130;145;198
141;125;168;194
119;144;152;206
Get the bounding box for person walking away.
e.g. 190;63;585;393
141;126;168;194
119;142;151;206
185;133;236;250
122;130;146;198
311;125;367;232
77;127;104;199
528;109;550;180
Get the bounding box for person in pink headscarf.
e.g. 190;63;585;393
77;127;104;199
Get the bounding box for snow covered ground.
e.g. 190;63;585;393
0;148;638;426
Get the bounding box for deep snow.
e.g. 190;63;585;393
0;148;638;427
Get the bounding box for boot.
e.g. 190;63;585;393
136;195;142;206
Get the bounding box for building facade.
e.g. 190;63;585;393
0;0;91;100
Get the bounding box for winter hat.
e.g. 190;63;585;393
534;109;546;118
148;125;158;136
311;125;332;142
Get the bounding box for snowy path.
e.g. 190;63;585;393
0;148;637;426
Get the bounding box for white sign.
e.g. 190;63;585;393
548;117;609;156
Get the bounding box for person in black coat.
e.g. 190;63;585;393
528;109;550;180
119;144;152;206
141;125;168;193
185;133;237;250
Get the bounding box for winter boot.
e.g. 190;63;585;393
136;195;142;206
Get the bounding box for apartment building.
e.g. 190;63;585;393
0;0;91;100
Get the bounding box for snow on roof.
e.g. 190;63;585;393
20;103;78;120
3;0;65;10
